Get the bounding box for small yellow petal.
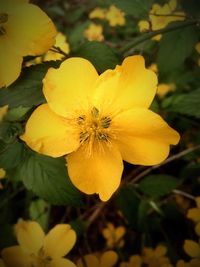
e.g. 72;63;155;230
155;245;167;257
138;20;150;32
15;219;45;254
43;224;76;258
0;169;6;179
0;106;8;121
195;43;200;54
106;5;125;26
184;240;200;258
89;7;107;19
187;208;200;223
67;144;123;201
84;23;104;42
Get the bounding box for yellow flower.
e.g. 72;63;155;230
105;5;125;27
0;0;56;88
187;197;200;235
176;259;200;267
184;239;200;258
138;20;150;33
89;7;107;20
84;23;104;42
138;0;185;41
77;251;118;267
102;223;125;248
157;83;176;98
120;255;142;267
21;56;180;201
0;168;6;189
2;220;76;267
142;245;173;267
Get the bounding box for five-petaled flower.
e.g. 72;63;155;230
21;55;180;201
77;251;118;267
0;0;56;88
1;220;76;267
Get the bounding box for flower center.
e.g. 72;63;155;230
0;13;8;36
77;106;112;145
30;247;52;267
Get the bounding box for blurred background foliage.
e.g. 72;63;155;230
0;0;200;265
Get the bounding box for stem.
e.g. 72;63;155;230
128;145;200;185
172;189;195;201
120;19;199;54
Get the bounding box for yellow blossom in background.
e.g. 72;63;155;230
0;169;6;189
138;0;185;41
138;20;150;33
187;197;200;235
148;63;158;73
2;220;76;267
89;7;107;19
84;23;104;41
157;83;176;98
120;255;142;267
102;223;125;248
184;239;200;259
77;251;118;267
105;5;125;27
21;56;180;201
0;0;56;88
176;259;200;267
142;245;173;267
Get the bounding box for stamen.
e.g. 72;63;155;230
0;13;8;24
98;132;108;141
101;116;111;128
91;106;99;118
80;132;89;143
77;115;86;125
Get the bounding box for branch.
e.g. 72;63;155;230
120;19;199;54
128;145;200;185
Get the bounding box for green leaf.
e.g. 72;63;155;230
0;63;59;108
170;88;200;118
116;185;140;226
0;141;25;169
76;41;120;73
18;152;83;206
181;0;200;18
6;106;31;122
157;24;198;75
109;0;152;18
139;175;179;198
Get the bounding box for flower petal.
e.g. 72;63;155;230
0;40;22;88
43;57;99;117
184;240;200;258
43;224;76;258
50;258;76;267
100;251;118;267
15;220;45;254
77;255;99;267
21;104;79;157
2;246;30;267
7;2;56;56
93;56;157;112
112;108;180;165
67;144;123;201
